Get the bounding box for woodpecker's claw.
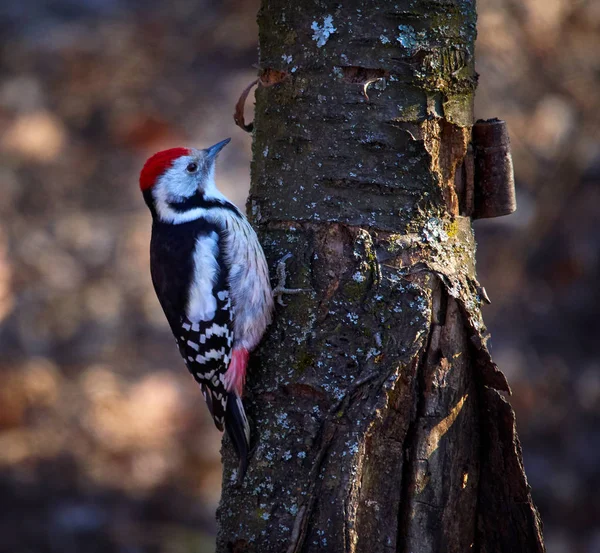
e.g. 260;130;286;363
273;253;310;306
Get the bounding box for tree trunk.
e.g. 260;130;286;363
217;1;545;552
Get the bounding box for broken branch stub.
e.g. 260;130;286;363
472;118;517;219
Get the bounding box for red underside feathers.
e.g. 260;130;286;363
224;348;250;397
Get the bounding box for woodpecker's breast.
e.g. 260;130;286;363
220;214;274;351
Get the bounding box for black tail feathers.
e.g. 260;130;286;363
225;391;250;479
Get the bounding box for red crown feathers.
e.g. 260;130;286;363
139;148;190;191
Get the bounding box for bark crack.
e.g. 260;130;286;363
396;301;439;553
285;370;382;553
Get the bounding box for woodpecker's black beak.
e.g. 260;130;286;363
205;138;231;159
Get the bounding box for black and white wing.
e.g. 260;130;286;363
176;285;250;474
174;289;233;430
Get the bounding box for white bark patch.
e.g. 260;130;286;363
311;15;336;47
186;232;219;322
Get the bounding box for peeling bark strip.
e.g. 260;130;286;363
234;79;259;132
234;70;289;133
217;1;544;552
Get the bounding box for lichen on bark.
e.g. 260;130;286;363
217;1;544;552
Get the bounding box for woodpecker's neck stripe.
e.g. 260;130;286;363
168;193;242;217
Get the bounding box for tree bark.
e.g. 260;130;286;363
217;1;545;552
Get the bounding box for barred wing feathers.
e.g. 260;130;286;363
175;289;233;430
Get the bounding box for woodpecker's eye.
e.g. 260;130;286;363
186;162;198;173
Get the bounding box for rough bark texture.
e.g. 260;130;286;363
217;1;545;552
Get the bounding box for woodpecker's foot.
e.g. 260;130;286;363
273;253;310;306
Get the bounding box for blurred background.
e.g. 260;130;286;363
0;0;598;551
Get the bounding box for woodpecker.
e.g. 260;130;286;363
139;138;273;475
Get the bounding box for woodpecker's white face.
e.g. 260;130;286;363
140;139;231;224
